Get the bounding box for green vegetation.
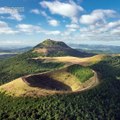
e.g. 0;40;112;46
0;53;120;119
0;51;64;85
0;48;120;120
68;64;94;83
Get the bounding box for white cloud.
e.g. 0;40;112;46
16;23;61;35
96;20;120;34
78;19;120;43
64;23;80;34
0;7;23;21
106;20;120;29
40;0;84;23
66;23;79;29
0;21;18;34
30;9;40;14
48;19;59;26
80;9;117;25
111;27;120;34
45;30;61;35
40;11;52;19
30;9;52;20
94;20;120;34
16;24;42;33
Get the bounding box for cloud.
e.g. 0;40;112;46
45;30;61;35
106;20;120;29
108;21;120;34
0;21;18;34
16;24;42;33
48;19;59;26
78;19;120;43
66;23;80;29
40;0;84;23
40;11;52;19
64;23;80;33
16;23;61;35
0;7;24;21
41;12;59;26
111;27;120;34
30;9;40;14
80;9;117;25
30;9;52;21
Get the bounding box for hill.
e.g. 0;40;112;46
69;44;120;54
0;56;120;119
0;39;97;86
0;51;64;85
36;54;106;66
32;39;93;57
0;39;120;119
0;64;95;97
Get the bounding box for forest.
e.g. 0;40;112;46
0;56;120;120
68;65;94;83
0;51;64;85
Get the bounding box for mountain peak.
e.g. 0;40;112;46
34;39;69;48
33;39;93;57
43;39;55;43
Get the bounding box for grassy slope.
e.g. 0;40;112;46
37;55;106;66
0;78;61;97
0;56;120;119
0;51;64;85
0;65;95;96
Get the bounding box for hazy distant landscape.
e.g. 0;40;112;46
70;44;120;54
1;44;120;59
0;47;32;59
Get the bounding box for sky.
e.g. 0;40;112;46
0;0;120;47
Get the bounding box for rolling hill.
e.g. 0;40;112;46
0;39;96;85
32;39;94;57
0;55;120;119
0;39;120;119
0;64;96;97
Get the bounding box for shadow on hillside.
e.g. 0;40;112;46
24;75;72;91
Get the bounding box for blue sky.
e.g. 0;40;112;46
0;0;120;47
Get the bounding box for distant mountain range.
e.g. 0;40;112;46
69;44;120;54
0;47;32;59
0;47;32;53
1;41;120;59
0;39;94;59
